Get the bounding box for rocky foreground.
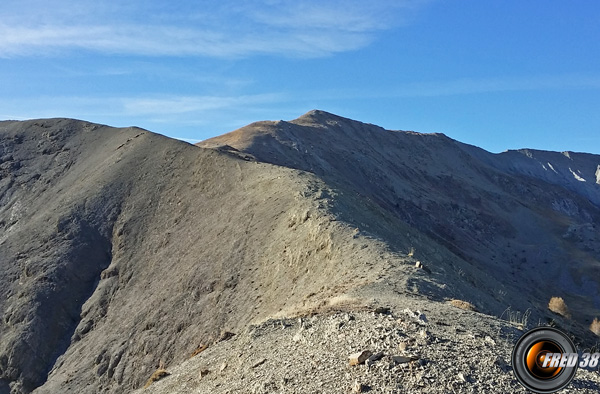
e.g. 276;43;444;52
135;296;600;394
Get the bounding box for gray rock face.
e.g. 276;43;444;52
0;112;599;393
0;120;125;393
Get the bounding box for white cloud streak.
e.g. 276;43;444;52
0;93;289;129
0;0;428;58
2;73;597;124
121;94;285;116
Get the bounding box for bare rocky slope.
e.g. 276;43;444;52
199;110;600;322
0;112;599;393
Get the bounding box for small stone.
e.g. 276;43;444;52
252;358;267;368
495;356;510;372
374;306;391;315
415;261;432;274
367;351;384;363
366;351;384;366
398;342;408;352
198;369;210;380
352;380;369;393
457;372;467;383
218;331;235;342
349;350;373;366
292;331;303;342
280;321;291;329
219;362;227;372
392;355;418;364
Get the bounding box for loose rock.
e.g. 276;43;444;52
349;350;373;366
415;261;432;274
367;351;384;363
218;331;235;342
251;358;267;368
374;306;391;315
391;355;418;364
198;369;210;380
352;380;369;393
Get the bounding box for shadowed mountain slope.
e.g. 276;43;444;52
199;110;600;322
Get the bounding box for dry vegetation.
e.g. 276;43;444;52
548;297;571;319
500;307;531;329
143;368;170;389
448;299;478;312
590;318;600;336
189;344;208;358
190;345;208;358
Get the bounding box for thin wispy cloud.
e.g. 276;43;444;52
2;73;597;125
0;93;285;119
0;0;428;58
249;1;414;32
1;1;598;155
121;93;285;116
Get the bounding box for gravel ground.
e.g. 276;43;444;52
135;296;600;394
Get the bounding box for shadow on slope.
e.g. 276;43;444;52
199;110;600;329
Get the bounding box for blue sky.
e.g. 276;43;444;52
1;0;599;153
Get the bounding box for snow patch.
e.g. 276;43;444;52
547;162;558;173
596;165;600;185
569;167;586;182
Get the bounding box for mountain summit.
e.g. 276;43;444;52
200;110;600;319
1;113;599;393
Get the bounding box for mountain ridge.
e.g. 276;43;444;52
201;110;600;207
1;113;599;393
199;109;600;323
